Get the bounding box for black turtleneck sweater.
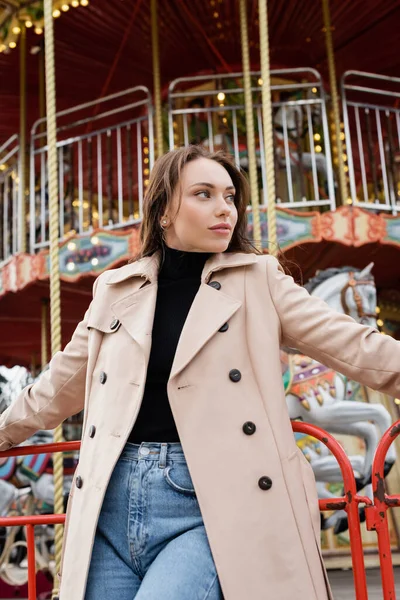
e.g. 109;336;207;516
128;243;211;443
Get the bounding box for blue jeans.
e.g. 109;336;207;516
85;442;223;600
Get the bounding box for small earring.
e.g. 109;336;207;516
162;219;167;224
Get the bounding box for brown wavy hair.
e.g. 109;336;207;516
134;145;263;260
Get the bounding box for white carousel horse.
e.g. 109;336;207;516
284;263;396;533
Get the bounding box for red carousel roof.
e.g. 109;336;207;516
0;0;399;141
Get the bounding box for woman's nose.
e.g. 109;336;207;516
216;198;232;216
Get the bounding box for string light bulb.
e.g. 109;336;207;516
91;257;99;266
62;4;70;11
25;20;33;28
53;9;61;17
91;235;99;245
12;26;21;35
0;44;5;53
315;145;322;153
314;133;321;142
80;0;89;5
258;78;263;85
66;262;76;271
72;0;79;5
312;87;317;94
9;41;17;49
217;92;225;102
34;27;43;35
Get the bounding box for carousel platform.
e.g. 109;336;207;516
329;566;400;599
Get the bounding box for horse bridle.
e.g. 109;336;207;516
340;272;376;321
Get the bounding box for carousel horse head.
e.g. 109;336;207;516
304;263;377;328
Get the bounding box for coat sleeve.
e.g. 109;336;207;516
265;255;400;398
0;277;101;452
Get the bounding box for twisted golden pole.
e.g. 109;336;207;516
151;0;164;158
43;1;64;596
258;0;277;256
239;0;262;251
321;0;348;204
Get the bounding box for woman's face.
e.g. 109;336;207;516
162;157;238;253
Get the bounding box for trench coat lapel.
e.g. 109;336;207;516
169;283;242;379
169;251;257;379
106;250;258;375
109;282;158;362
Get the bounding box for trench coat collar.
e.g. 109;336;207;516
105;249;258;286
105;249;258;379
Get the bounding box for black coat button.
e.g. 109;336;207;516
243;421;256;435
100;371;107;384
89;425;96;438
110;318;120;331
218;322;229;332
258;476;272;491
76;476;83;489
229;369;241;382
208;281;221;290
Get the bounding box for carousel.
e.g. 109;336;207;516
0;0;400;598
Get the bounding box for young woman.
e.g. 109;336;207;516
1;145;399;600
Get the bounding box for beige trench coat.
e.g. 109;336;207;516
1;251;400;599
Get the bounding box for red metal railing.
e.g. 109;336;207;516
365;421;400;599
0;422;399;599
0;441;80;600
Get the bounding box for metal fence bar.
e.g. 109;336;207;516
183;113;189;147
305;104;320;203
207;112;214;152
282;106;294;204
78;139;83;234
257;105;268;206
375;108;390;208
137;121;144;218
117;127;123;224
3;176;8;259
232;109;240;169
40;152;46;245
58;146;64;237
97;133;103;228
12;174;17;255
354;106;368;203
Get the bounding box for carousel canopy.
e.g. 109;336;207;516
0;0;399;142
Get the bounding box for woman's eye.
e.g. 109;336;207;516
195;190;210;198
226;194;235;202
